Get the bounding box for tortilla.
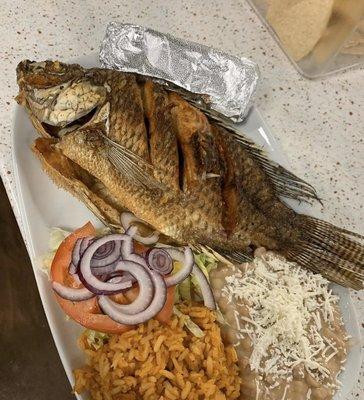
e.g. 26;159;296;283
268;0;334;61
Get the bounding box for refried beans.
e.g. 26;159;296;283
210;249;349;400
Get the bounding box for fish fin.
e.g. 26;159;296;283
103;134;164;191
285;216;364;289
217;249;254;264
192;243;253;264
212;119;321;204
163;87;321;204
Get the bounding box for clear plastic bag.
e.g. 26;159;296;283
247;0;364;78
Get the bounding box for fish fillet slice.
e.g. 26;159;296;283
56;127;228;248
93;69;150;160
142;81;180;191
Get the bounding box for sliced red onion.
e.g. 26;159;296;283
99;261;154;315
124;252;149;270
90;240;121;267
146;248;173;275
192;264;216;310
71;238;82;270
163;247;194;287
69;262;78;275
79;234;134;295
70;236;94;275
121;232;135;259
98;270;167;325
125;225;138;237
90;261;118;276
52;281;95;301
106;272;135;285
120;212;159;245
80;236;94;254
161;247;215;309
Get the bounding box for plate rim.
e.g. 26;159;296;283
11;53;363;400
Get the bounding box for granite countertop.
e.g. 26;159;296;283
0;0;362;398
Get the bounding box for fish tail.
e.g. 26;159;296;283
284;216;364;289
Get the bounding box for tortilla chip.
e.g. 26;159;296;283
266;0;303;22
312;3;364;63
333;0;364;23
268;0;334;61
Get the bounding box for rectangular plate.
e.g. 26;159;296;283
12;54;362;399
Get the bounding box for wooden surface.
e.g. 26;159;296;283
0;178;74;400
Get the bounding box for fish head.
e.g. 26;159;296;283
16;60;109;137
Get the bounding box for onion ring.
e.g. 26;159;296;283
52;281;95;301
164;247;194;287
192;264;216;310
99;261;154;315
79;234;134;294
120;212;159;245
146;248;173;275
98;270;167;325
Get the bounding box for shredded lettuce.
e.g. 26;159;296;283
84;329;110;350
174;251;218;302
174;284;181;303
178;276;192;301
214;307;228;325
194;252;218;279
174;261;192;302
49;227;71;251
37;227;71;276
38;226;110;276
173;306;205;338
191;252;218;295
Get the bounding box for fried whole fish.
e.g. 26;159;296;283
16;60;363;289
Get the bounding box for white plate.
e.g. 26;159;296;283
12;54;362;399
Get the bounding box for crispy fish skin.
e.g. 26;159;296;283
90;69;150;160
212;125;300;241
16;60;364;289
211;125;283;249
169;93;225;240
142;81;180;191
56;127;230;248
32;137;123;228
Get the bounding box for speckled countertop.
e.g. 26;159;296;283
0;0;363;398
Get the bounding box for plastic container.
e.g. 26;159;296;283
247;0;364;78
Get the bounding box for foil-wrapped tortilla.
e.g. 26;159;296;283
100;22;259;122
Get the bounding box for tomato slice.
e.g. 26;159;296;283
51;222;174;334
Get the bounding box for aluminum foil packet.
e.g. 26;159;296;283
100;22;259;122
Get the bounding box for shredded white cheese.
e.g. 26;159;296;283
222;253;340;381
